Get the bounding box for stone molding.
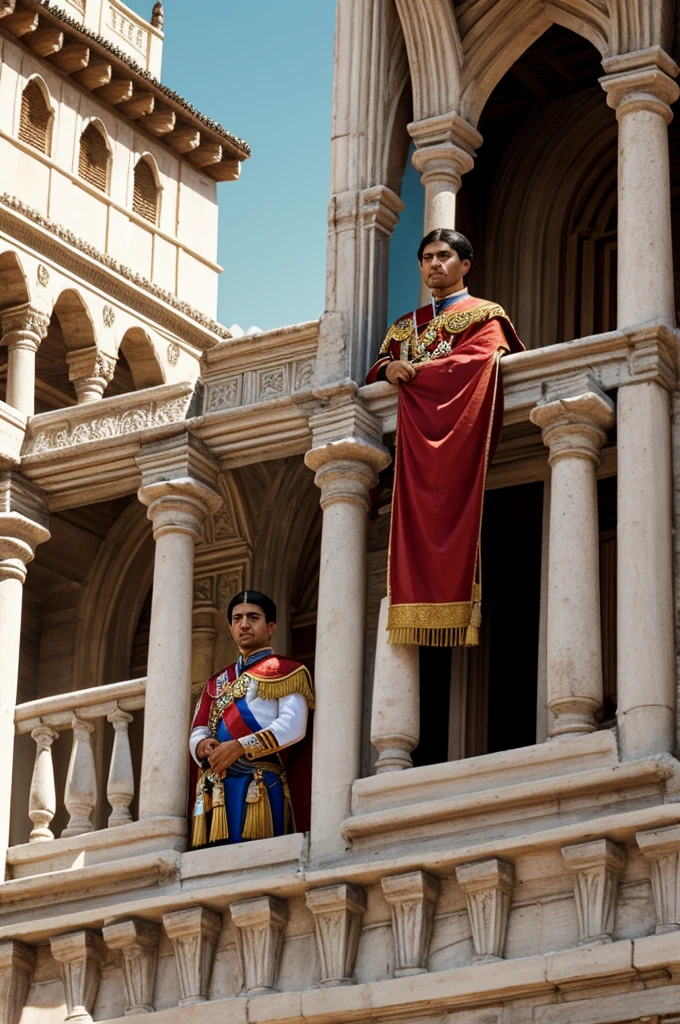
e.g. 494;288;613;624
562;839;626;944
305;884;367;987
102;918;160;1014
361;186;405;237
0;510;50;584
162;906;222;1006
408;112;483;186
0;941;36;1024
381;871;441;977
0;303;50;348
50;930;105;1024
601;47;680;122
530;391;615;466
137;433;222;540
636;824;680;934
455;858;515;962
230;895;288;995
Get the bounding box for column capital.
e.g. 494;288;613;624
408;111;482;185
137;432;222;540
530;390;614;466
0;473;50;582
305;396;390;510
0;302;49;351
66;346;116;404
361;185;405;236
600;47;679;122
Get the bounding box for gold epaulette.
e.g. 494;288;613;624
442;302;509;335
252;666;316;709
379;316;414;355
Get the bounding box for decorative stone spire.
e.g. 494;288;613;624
151;2;164;29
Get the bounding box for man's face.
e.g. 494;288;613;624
419;241;470;293
229;603;275;653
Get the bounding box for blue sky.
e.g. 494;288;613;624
124;0;337;332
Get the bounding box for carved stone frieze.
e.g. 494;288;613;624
102;918;160;1015
230;895;288;995
305;884;367;986
25;395;192;454
562;839;626;944
50;930;105;1024
455;858;515;961
162;906;222;1006
381;871;441;977
637;824;680;933
0;941;36;1024
204;356;316;413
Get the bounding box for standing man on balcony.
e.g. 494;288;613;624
366;229;523;648
189;590;314;846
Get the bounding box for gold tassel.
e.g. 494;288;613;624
242;769;274;840
388;624;482;647
208;776;229;843
191;776;207;848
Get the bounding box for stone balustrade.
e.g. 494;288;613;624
13;678;145;846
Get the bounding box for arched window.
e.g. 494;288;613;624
78;122;110;192
132;157;160;224
19;80;53;155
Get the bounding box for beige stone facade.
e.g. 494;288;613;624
2;1;680;1022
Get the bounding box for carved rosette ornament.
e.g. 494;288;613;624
381;871;440;976
306;884;367;986
455;858;515;961
230;895;288;994
562;839;626;944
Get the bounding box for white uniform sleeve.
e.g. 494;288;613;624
189;725;211;765
240;693;308;757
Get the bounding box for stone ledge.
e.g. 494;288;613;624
180;832;307;889
343;755;677;848
0;401;26;468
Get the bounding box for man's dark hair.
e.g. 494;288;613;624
227;590;277;624
417;228;474;265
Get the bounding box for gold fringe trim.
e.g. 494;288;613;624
251;667;316;709
208;776;229;843
191;774;207;848
389;625;479;647
242;769;274;840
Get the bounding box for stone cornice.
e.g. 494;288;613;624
0;193;232;348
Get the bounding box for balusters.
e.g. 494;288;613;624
107;709;134;827
62;716;97;838
28;725;58;842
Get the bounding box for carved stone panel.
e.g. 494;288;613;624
50;930;105;1024
562;838;626;944
305;884;367;986
230;895;288;994
162;906;222;1006
102;918;160;1014
381;871;441;976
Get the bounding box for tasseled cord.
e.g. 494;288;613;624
242;768;274;840
209;776;229;843
191;770;228;847
389;625;479;647
191;772;207;848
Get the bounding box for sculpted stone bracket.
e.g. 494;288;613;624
455;858;515;962
636;824;680;934
50;930;105;1024
306;884;367;986
0;941;36;1024
381;870;441;977
230;894;288;995
162;906;222;1006
102;918;160;1015
562;839;626;945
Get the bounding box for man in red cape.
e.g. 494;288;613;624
366;229;523;647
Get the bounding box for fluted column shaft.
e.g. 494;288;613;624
305;438;389;859
0;510;49;869
531;393;614;736
137;479;221;821
601;50;679;758
0;305;49;417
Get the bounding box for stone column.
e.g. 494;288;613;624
66;346;116;404
359;185;404;378
0;304;49;417
531;392;614;736
600;52;678;760
305;403;390;860
136;435;221;823
0;480;49;870
409;113;482;304
370;595;420;772
600;48;679;330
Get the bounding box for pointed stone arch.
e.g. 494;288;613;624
393;0;463;120
52;288;97;350
0;250;31;310
19;74;55;156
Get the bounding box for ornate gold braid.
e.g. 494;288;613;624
378;302;512;363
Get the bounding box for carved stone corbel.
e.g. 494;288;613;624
0;941;36;1024
102;918;160;1014
229;895;288;994
636;824;680;933
455;858;515;961
162;906;222;1006
50;930;105;1024
381;871;441;976
561;839;626;944
305;884;366;986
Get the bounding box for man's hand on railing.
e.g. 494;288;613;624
206;738;245;774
